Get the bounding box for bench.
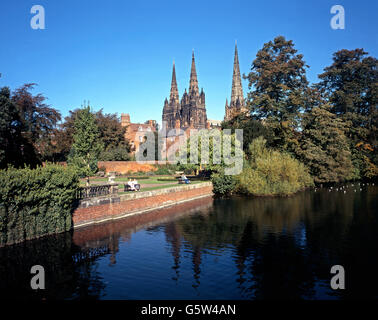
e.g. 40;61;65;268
178;178;190;184
124;184;141;192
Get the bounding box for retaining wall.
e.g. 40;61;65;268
73;182;213;228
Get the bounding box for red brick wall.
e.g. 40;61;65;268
73;196;213;246
73;183;213;228
43;161;157;174
97;161;157;174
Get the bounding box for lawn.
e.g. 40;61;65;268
118;180;204;194
79;175;206;193
80;175;177;186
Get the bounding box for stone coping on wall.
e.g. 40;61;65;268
77;181;212;208
119;181;212;201
73;181;213;229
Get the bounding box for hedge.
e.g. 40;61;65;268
0;164;79;247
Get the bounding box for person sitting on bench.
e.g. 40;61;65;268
127;179;136;191
181;174;190;184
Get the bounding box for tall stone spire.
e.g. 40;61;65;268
230;42;244;107
189;50;199;97
169;61;179;103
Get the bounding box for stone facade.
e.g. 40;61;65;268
224;43;248;121
162;52;207;131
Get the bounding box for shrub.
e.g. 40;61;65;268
211;171;238;196
125;176;149;180
238;137;313;196
0;164;79;246
154;166;173;175
98;147;131;161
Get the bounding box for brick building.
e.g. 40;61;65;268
120;113;156;153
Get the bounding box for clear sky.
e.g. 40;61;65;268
0;0;377;124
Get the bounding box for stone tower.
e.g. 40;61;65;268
162;52;207;131
225;43;247;121
162;62;181;129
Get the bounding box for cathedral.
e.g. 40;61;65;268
162;44;246;131
224;43;247;121
162;51;207;131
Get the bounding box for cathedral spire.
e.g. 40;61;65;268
170;61;179;103
189;51;199;97
231;43;244;107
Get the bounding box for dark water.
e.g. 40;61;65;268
0;183;377;300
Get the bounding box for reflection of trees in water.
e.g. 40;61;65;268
171;186;378;299
165;222;182;282
164;204;213;289
0;231;107;300
1;186;375;299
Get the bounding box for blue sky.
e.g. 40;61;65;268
0;0;377;124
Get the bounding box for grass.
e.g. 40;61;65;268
118;181;204;194
80;175;209;192
80;175;178;186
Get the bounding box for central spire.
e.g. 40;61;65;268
231;42;244;107
189;50;199;97
169;61;179;103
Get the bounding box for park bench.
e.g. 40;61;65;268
178;177;190;184
124;184;141;192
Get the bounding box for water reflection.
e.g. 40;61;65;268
0;184;377;299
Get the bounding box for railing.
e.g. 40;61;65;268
77;184;118;199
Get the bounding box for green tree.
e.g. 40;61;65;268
0;87;38;168
221;112;274;155
49;108;131;161
297;104;354;183
67;106;103;179
11;83;61;162
179;129;243;176
317;49;378;179
237;137;313;196
95;109;131;160
245;36;310;152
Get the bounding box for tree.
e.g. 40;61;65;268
0;87;40;168
49;108;131;161
47;109;80;162
11;83;61;162
179;129;243;176
67;106;103;179
221;112;274;155
297;104;354;183
95;109;131;161
0;87;25;168
237;137;313;196
317;49;378;179
245;36;310;152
